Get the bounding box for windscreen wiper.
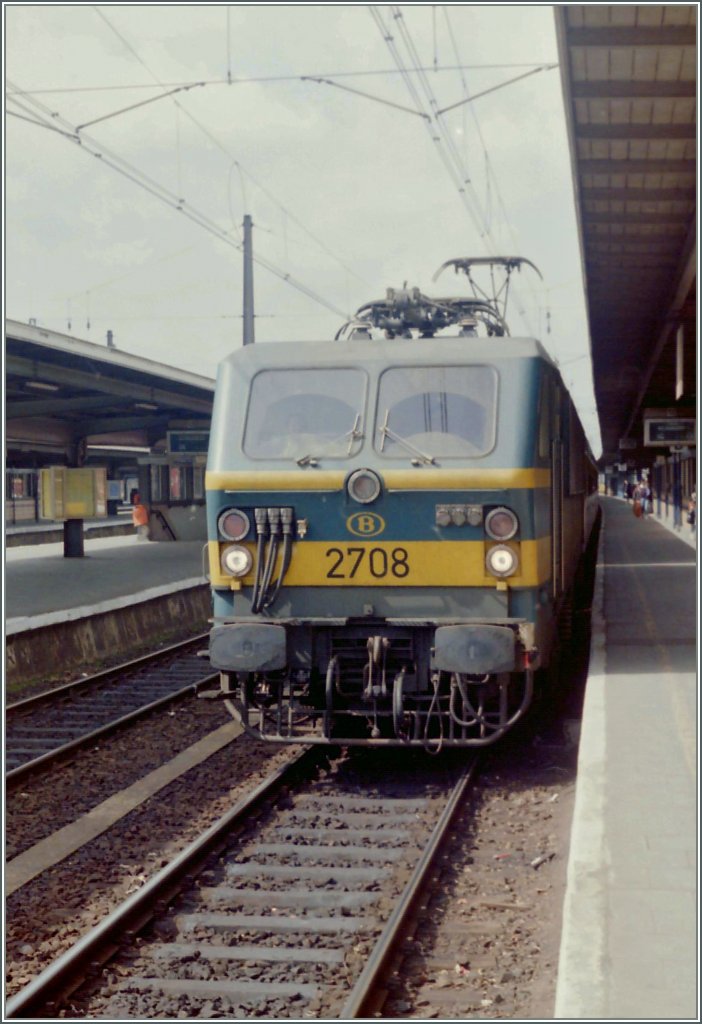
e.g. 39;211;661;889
296;414;364;466
377;409;436;465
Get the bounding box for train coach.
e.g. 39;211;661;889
205;268;599;749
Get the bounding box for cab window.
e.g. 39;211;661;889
244;368;367;460
374;365;497;458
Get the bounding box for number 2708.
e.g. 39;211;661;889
325;546;410;579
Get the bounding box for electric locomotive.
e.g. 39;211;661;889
206;259;598;748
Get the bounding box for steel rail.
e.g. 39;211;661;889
5;745;322;1020
6;671;219;789
6;633;209;715
339;754;481;1018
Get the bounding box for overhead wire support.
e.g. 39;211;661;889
7;79;349;321
91;4;367;287
6;108;80;140
88;8;362;297
436;64;557;116
369;5;488;241
75;82;206;131
301;77;429;119
367;6;543;338
438;5;543;335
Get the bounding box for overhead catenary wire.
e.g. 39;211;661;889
440;6;550;325
52;244;201;304
7;78;348;320
93;5;369;287
439;8;542;331
6;107;80;140
6;62;561;95
370;4;542;336
8;8;564;342
368;6;489;244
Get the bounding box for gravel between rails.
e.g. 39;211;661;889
5;699;295;1000
382;717;580;1020
6;700;584;1019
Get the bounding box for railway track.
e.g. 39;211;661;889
5;636;217;787
7;747;479;1019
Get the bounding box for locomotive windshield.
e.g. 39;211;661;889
244;367;367;459
375;365;497;458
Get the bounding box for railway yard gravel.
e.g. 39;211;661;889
6;696;579;1018
5;698;293;999
383;718;579;1019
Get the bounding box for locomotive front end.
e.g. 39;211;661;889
206;338;548;749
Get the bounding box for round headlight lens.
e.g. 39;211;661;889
221;545;253;577
486;544;518;578
218;508;251;541
485;506;519;541
347;468;382;504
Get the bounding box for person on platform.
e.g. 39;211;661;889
687;490;696;533
131;491;149;538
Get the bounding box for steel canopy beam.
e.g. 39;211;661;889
575;123;696;140
6;354;213;415
579;158;696;175
5;395;134;419
581;186;695;201
622;220;697;440
583;212;692;225
572;81;696;100
567;26;696;47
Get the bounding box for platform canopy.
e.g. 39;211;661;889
555;4;696;467
5;319;214;465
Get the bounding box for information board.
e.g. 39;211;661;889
643;419;696;447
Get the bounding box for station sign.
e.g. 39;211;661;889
167;430;210;454
643;417;696;447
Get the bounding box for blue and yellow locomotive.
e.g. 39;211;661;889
206;261;598;748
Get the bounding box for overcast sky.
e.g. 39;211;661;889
5;4;601;454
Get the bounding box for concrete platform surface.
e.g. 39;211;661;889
6;534;206;631
5;514;131;537
556;496;698;1020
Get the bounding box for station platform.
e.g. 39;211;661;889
5;532;206;634
5;514;133;548
556;495;698;1020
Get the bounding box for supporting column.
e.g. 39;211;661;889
63;518;84;558
243;213;255;346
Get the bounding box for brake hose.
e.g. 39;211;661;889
256;508;280;611
251;508;269;614
263;509;294;609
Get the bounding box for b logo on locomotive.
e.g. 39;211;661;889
346;512;386;537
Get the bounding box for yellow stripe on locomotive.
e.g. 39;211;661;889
208;536;552;589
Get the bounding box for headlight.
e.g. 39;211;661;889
347;468;382;504
486;544;519;578
485;506;519;540
221;544;253;577
218;508;251;541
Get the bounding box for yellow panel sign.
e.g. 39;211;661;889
40;467;108;520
